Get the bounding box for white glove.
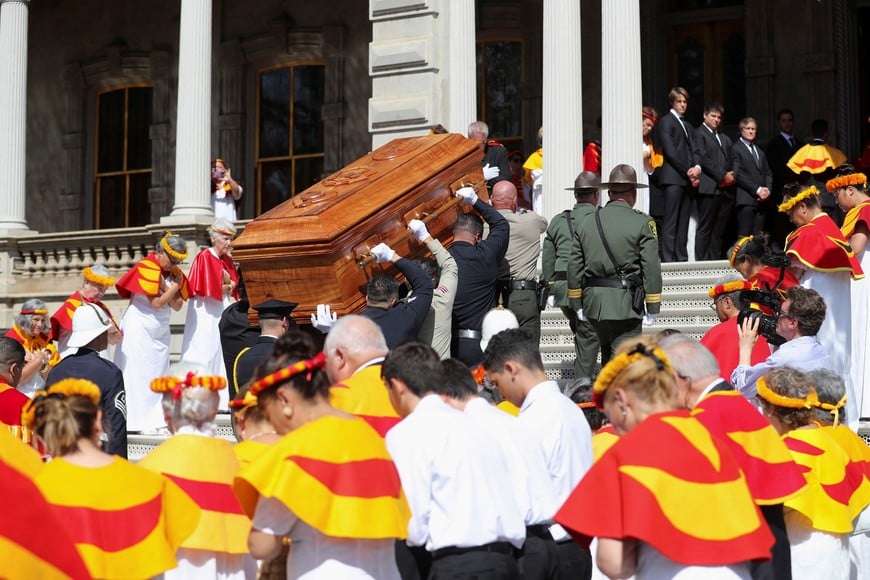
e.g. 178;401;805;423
456;186;479;206
643;313;657;326
310;304;338;333
546;295;556;309
576;308;587;322
530;168;543;183
482;163;500;180
370;242;397;264
407;219;430;242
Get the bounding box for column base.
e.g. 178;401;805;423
160;212;215;226
0;225;38;238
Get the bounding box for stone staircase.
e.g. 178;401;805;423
541;260;733;381
128;259;734;458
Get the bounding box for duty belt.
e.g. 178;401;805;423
584;277;632;289
458;329;482;340
511;279;537;291
551;271;567;281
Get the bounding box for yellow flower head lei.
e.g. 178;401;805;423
756;375;821;409
249;352;327;397
592;342;672;407
210;223;236;238
826;173;867;192
160;232;188;262
729;235;753;268
20;379;101;430
150;371;226;402
708;279;751;299
778;186;820;213
82;266;115;287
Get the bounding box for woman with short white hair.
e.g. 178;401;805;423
5;298;59;397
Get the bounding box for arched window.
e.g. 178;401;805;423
255;63;325;214
94;85;153;228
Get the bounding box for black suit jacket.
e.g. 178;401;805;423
219;300;260;384
361;257;433;349
47;348;127;457
654;112;700;186
732;140;773;208
765;134;803;198
233;335;277;394
694;124;734;196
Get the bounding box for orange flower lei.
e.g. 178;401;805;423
826;173;867;192
592;343;672;407
778;186;820;213
756;375;820;409
249;352;327;397
708;280;750;299
150;371;226;401
229;390;258;411
160;233;188;262
471;365;487;386
21;379;102;429
83;266;115;287
729;235;753;267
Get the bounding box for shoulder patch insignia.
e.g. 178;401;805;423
648;220;658;240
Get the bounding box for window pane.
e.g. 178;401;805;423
127;87;153;171
98;175;126;229
293;66;325;155
260;161;291;213
98;90;125;173
259;68;291;158
128;172;152;227
294;156;324;195
482;42;522;139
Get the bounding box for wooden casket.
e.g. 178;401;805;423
232;133;485;324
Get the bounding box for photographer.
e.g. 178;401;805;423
211;157;243;221
731;286;832;401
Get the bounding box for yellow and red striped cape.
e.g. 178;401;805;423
115;253;190;299
555;410;774;566
50;291;118;340
5;325;60;367
35;456;200;578
785;213;864;278
783;427;870;533
139;435;250;554
330;364;401;437
592;423;619;462
523;148;543;185
842;200;870;240
0;431;90;580
234;439;273;470
821;425;870;515
234;415;410;539
692;390;807;505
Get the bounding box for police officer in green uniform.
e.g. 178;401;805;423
567;164;662;365
542;171;602;382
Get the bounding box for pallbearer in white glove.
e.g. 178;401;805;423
311;303;338;333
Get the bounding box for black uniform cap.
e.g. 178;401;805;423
253;299;298;320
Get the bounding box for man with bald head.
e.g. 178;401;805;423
448;185;509;366
324;314;400;437
491;181;547;343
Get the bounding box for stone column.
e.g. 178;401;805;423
447;0;476;135
0;0;34;233
601;0;643;209
541;0;583;223
167;0;213;221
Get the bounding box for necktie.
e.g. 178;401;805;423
715;132;722;149
787;136;795;149
751;144;760;168
678;116;689;138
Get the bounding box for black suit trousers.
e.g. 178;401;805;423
736;204;765;238
661;184;693;262
695;193;735;261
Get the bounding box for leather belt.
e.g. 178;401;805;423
584;277;630;289
458;329;482;340
511;279;537;291
525;524;552;540
551;271;567;281
432;541;515;560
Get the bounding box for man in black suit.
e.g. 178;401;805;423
654;87;702;262
232;299;296;394
732;117;773;237
660;335;794;580
693;103;736;261
765;109;803;250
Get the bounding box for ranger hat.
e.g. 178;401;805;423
565;171;601;192
599;164;649;192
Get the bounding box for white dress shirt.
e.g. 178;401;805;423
386;394;527;551
731;336;831;400
464;397;557;526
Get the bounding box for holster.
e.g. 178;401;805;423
536;279;550;311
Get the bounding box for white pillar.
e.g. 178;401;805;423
447;0;476;134
0;0;33;233
541;0;583;223
601;0;643;209
168;0;213;220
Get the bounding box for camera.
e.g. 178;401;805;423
212;169;225;180
737;289;786;346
